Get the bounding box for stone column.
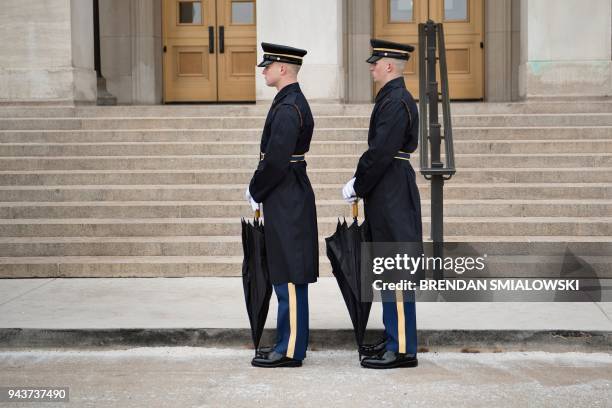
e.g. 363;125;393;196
0;0;96;104
71;0;97;104
100;0;162;104
485;0;513;101
255;0;345;103
100;0;133;103
519;0;612;99
130;0;163;104
344;0;373;103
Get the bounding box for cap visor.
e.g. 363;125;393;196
366;55;382;63
257;60;273;67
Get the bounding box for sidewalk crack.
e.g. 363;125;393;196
593;301;612;324
0;278;56;308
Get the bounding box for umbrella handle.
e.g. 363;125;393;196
352;201;358;220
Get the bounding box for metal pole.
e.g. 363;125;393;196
426;21;444;247
427;21;444;280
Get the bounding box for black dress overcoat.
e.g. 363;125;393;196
249;83;319;285
353;77;423;243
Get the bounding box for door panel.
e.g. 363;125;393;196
429;0;483;99
373;0;426;96
373;0;484;100
216;0;257;101
163;0;218;102
163;0;256;102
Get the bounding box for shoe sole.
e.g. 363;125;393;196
251;360;303;368
359;349;385;358
361;359;418;369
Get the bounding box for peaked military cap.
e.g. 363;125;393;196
366;38;415;63
257;42;307;67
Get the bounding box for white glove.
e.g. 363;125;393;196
342;177;358;203
245;186;260;212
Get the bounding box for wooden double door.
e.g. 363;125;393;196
163;0;256;102
374;0;484;99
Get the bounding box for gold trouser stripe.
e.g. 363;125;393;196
287;283;298;358
395;289;406;354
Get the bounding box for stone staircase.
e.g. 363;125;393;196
0;101;610;277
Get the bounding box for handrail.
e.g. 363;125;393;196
418;20;456;260
437;23;456;173
418;20;456;180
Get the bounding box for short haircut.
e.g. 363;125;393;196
381;57;406;74
284;63;301;76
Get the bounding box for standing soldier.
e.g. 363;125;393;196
342;39;421;369
246;42;318;368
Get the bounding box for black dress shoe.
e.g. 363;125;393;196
256;345;276;358
361;350;418;369
358;337;387;358
251;351;302;368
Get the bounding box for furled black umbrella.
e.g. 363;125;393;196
241;209;273;355
325;202;374;358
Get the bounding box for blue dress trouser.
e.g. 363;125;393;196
382;290;417;355
272;283;309;361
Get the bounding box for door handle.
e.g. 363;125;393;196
208;26;214;53
219;26;225;54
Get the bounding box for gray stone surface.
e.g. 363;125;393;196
0;348;610;407
0;103;610;280
0;278;611;332
0;278;53;305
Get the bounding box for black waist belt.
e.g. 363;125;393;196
260;153;305;162
394;150;411;161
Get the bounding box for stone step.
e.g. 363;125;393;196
0;199;609;222
76;101;612;115
2;236;612;260
1;168;611;186
0;236;330;257
1;114;612;130
2;127;610;143
0;183;609;202
1;100;611;118
1;153;611;170
1;244;611;278
0;255;245;277
1;139;610;156
0;217;608;237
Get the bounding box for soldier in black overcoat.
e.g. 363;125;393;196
247;42;318;368
342;39;421;369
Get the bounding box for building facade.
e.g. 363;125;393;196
1;0;611;105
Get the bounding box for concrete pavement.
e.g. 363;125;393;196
0;348;610;407
0;277;611;351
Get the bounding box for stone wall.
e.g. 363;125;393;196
256;0;345;102
519;0;612;99
99;0;163;104
0;0;96;104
